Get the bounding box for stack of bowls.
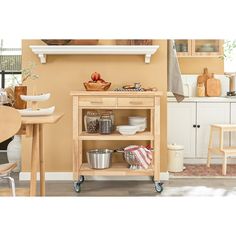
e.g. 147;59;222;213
128;116;147;132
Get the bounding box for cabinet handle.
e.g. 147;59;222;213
193;125;196;128
129;101;143;105
90;101;103;104
197;125;200;128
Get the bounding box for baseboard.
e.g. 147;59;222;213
184;157;236;165
19;171;169;181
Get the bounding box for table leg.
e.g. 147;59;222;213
30;124;39;196
39;124;45;196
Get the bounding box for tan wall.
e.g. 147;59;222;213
21;40;168;173
179;57;224;74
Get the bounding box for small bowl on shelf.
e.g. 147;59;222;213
116;125;139;135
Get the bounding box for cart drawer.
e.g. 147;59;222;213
117;97;154;107
79;96;117;107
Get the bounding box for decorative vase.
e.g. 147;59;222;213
7;135;21;172
14;86;27;109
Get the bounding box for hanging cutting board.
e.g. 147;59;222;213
206;75;221;97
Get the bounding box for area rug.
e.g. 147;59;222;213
171;164;236;177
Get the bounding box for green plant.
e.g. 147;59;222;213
221;40;236;61
20;61;39;85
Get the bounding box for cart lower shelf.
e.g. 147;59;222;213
79;163;154;176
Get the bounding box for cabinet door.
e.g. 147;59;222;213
196;103;230;158
175;40;192;57
168;102;196;158
230;103;236;146
192;40;224;56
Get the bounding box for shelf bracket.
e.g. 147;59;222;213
38;54;46;64
145;54;151;64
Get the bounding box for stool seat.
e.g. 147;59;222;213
207;124;236;175
0;163;17;175
212;124;236;131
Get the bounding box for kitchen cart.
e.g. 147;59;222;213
70;91;163;193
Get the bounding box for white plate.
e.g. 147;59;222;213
20;93;51;102
18;106;55;116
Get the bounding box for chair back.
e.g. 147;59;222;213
0;106;21;143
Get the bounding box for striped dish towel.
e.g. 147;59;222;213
124;145;152;169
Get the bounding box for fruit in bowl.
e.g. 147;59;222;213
84;72;111;91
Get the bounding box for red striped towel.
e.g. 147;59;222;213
124;145;152;169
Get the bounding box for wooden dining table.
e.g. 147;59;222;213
20;114;63;196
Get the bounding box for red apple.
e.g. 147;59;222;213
91;72;101;81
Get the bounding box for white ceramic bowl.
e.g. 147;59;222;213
128;116;147;132
117;125;139;135
20;93;51;102
17;106;55;116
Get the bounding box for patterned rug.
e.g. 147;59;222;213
171;164;236;177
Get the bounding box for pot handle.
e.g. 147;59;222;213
114;148;124;153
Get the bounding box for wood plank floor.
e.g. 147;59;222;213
1;174;236;196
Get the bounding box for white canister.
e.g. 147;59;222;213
7;135;21;172
167;144;184;172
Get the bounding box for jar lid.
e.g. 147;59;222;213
87;111;99;116
168;143;184;150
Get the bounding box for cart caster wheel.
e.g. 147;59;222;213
154;182;163;193
73;182;81;193
79;175;85;184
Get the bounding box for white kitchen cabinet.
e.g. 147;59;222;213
196;103;230;158
230;103;236;146
168;101;230;163
168;102;196;158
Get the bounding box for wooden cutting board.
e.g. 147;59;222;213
197;68;210;96
206;76;221;97
197;68;209;84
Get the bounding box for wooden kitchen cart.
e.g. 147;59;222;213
70;91;163;193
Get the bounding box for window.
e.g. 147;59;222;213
0;39;22;88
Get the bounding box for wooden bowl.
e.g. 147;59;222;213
131;40;153;45
68;40;99;45
116;40;132;45
83;82;111;91
41;40;71;45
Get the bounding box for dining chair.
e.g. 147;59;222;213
0;105;21;196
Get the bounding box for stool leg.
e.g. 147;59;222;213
222;155;227;176
3;175;16;197
207;127;213;167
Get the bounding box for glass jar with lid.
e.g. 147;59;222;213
99;114;113;134
84;111;100;133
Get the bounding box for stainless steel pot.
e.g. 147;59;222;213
87;149;113;169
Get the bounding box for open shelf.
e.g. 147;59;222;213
29;45;159;64
78;131;154;140
80;163;154;176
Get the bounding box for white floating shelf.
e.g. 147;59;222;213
29;45;159;64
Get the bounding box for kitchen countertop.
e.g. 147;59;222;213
168;96;236;103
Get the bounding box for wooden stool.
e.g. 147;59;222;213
207;124;236;175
